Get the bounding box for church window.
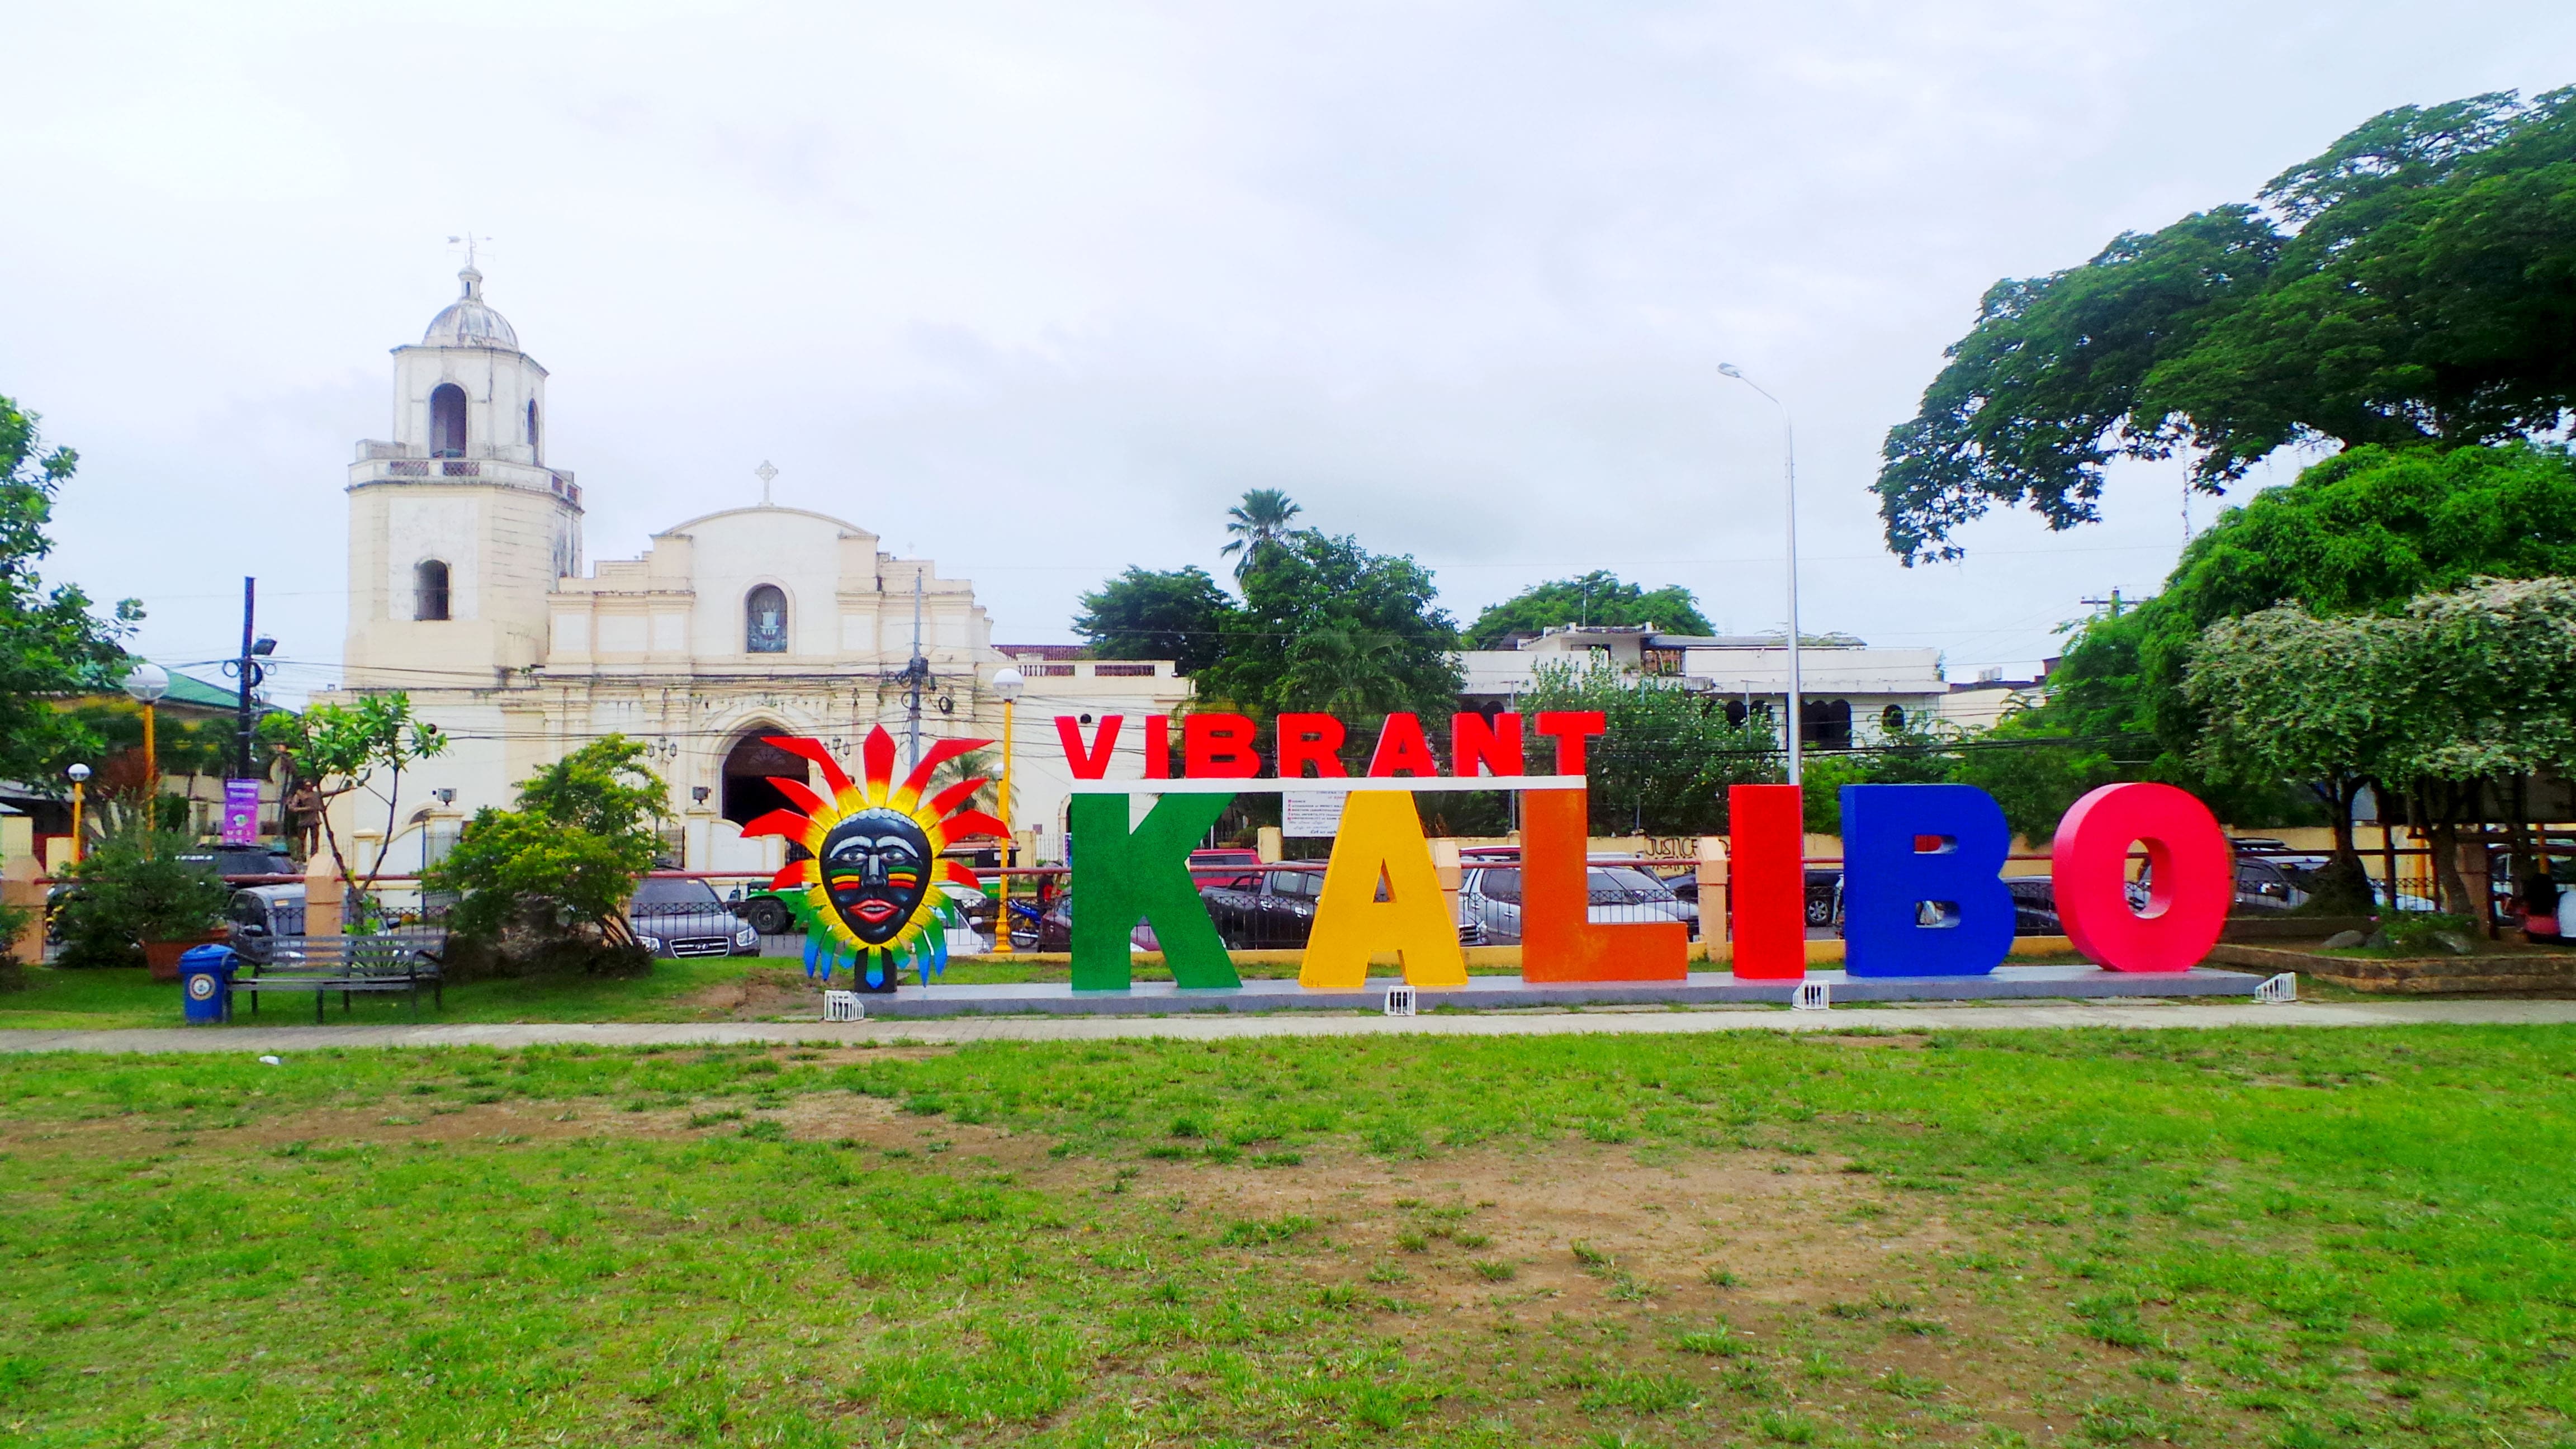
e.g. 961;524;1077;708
1882;703;1909;735
745;585;788;654
415;560;451;621
525;398;541;454
429;383;468;458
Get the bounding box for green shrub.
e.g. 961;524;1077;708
54;825;224;968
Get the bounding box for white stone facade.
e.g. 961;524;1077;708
329;269;1188;877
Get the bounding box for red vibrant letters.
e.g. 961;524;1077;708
2052;782;2230;973
1144;714;1169;779
1367;713;1441;777
1452;711;1524;778
1532;711;1608;774
1055;715;1122;780
1275;714;1348;778
1183;713;1262;778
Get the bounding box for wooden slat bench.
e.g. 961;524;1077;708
239;934;446;1022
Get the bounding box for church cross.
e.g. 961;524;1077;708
755;460;778;506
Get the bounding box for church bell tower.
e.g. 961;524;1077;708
342;266;585;688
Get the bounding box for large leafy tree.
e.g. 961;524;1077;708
2013;443;2576;842
0;396;141;784
1199;530;1462;717
1464;571;1714;648
1072;566;1233;675
1877;88;2576;562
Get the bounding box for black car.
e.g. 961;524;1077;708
1661;869;1840;936
2002;876;2064;935
1202;866;1483;951
179;847;300;879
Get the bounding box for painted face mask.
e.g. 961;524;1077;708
743;728;1003;992
821;808;934;946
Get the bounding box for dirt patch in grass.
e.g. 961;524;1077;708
682;965;832;1020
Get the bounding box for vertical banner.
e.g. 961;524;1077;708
221;779;262;846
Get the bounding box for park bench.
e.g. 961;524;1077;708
238;934;446;1022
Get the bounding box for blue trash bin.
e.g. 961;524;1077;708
179;943;238;1025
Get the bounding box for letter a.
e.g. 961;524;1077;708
1300;792;1468;991
1067;792;1239;991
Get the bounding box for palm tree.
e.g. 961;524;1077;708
1218;489;1303;579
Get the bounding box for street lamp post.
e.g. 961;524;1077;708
988;667;1025;957
65;763;91;866
122;662;171;806
1718;364;1803;787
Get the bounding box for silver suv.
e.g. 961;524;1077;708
1457;863;1692;945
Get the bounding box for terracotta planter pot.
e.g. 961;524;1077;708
143;930;227;982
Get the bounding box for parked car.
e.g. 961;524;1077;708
731;870;1001;941
1188;847;1262;891
181;847;300;879
1203;865;1485;950
224;884;307;963
2002;876;2063;935
2138;853;2435;915
630;876;761;958
1804;868;1842;928
1456;863;1684;946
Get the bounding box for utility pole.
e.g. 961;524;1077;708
2080;589;2127;619
235;578;259;776
904;569;927;769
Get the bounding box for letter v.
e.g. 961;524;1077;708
1055;715;1123;779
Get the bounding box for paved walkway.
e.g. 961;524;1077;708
3;998;2572;1053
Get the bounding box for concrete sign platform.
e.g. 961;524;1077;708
860;964;2269;1017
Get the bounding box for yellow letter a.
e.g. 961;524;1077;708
1299;791;1469;991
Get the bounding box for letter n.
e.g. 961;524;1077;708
1067;792;1238;991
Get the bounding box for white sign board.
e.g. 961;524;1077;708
1282;792;1344;837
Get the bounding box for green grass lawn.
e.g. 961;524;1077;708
2;1026;2571;1446
0;956;784;1031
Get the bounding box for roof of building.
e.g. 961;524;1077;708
422;267;520;351
995;643;1090;661
1645;632;1870;650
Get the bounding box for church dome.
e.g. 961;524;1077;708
422;267;519;351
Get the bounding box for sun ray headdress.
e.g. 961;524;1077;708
740;727;1002;991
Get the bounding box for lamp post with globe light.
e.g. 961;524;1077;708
65;763;91;866
989;667;1025;956
1717;364;1805;787
122;662;171;806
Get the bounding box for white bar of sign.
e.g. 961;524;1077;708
1065;775;1587;795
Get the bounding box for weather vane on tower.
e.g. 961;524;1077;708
445;233;490;270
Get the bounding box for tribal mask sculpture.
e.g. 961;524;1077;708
740;727;1002;991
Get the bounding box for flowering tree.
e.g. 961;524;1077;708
2188;577;2576;912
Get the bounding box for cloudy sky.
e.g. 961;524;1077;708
5;1;2569;700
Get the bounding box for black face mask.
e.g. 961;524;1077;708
821;810;934;946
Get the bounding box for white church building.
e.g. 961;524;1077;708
326;267;1188;877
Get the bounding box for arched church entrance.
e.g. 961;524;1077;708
721;731;811;827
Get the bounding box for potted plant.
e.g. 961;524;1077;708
55;821;229;978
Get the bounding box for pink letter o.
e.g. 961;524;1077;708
2052;783;2230;973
